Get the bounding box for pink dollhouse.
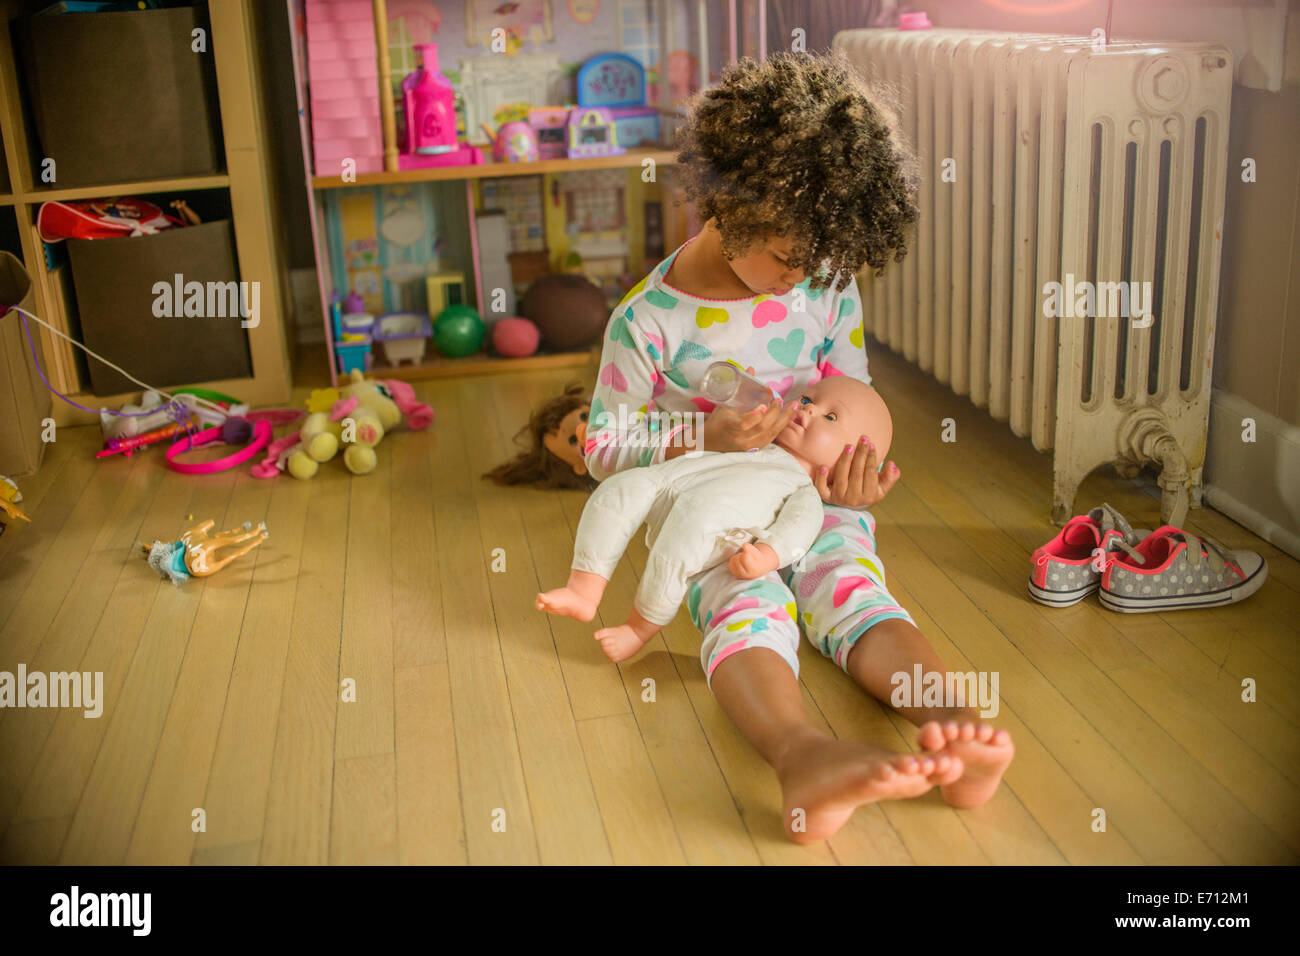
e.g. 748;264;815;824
305;0;384;177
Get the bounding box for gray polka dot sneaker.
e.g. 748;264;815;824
1029;504;1148;607
1100;526;1267;613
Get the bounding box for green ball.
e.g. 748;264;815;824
433;306;485;357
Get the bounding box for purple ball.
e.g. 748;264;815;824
222;417;253;445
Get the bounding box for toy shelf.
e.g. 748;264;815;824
0;0;295;428
312;146;678;190
23;173;234;204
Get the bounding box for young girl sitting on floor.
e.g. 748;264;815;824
539;375;892;664
583;52;1014;844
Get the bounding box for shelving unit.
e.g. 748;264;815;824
293;0;700;387
0;0;293;427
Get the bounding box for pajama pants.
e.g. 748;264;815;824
688;505;916;689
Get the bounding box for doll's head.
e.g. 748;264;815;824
674;51;918;292
482;382;596;490
775;375;893;473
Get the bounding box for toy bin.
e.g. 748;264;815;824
15;7;223;188
65;221;253;396
374;312;432;366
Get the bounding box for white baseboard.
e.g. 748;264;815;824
1203;388;1300;560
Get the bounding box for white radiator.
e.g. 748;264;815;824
833;29;1234;525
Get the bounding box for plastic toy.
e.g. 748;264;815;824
433;305;485;357
252;370;434;480
528;106;569;160
97;418;195;458
482;120;539;163
374;311;433;365
403;43;458;155
577;54;646;108
397;44;486;172
139;518;268;585
519;274;607;350
425;271;466;317
99;388;245;440
0;476;30;537
166;418;273;475
492;316;540;358
567;107;624;159
482;382;594;490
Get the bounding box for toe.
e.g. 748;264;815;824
917;721;946;751
975;723;995;743
958;723;976;742
942;721;959;741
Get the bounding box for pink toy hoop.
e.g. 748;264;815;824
167;420;272;475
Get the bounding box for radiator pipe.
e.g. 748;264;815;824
1119;410;1191;529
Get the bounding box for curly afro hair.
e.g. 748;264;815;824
674;51;919;291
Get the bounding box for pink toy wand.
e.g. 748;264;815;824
96;418;195;458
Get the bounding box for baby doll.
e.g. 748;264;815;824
537;375;894;663
482;382;598;490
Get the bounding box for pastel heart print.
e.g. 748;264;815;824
821;514;841;533
662;366;689;389
695;306;730;329
796;558;845;598
650;371;666;399
798;278;826;301
671;340;712;366
712;596;761;628
617;276;647;308
768;375;794;398
749;617;769;633
849;324;864;348
589;396;605;427
743;579;793;605
810;335;833;366
687;581;703;627
766;328;806;368
609;316;636;348
752;298;788;328
690;397;717;413
832;576;874;608
598;362;628;391
643;331;665;353
838;297;856;320
645;288;679;309
855;556;883;579
645;342;661;361
818;358;846;378
810;532;845;554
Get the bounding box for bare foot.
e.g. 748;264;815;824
536;587;597;622
918;720;1015;809
777;734;949;844
593;624;648;662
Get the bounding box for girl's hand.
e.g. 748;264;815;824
814;437;901;509
701;400;799;454
728;541;779;579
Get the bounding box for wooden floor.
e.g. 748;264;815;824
1;344;1297;865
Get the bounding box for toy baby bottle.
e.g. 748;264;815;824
699;361;778;410
403;43;457;155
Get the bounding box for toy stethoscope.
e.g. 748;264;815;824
166;418;273;475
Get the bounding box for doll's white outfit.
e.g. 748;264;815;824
571;445;823;628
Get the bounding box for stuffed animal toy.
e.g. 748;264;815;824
252;370;434;480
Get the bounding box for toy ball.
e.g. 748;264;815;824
221;416;253;445
433;305;486;357
492;317;540;358
520;274;608;351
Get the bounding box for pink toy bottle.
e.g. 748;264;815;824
403;43;458;155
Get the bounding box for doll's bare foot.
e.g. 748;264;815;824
918;720;1014;809
536;587;598;621
593;624;648;662
536;569;607;622
594;608;660;663
776;732;950;844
